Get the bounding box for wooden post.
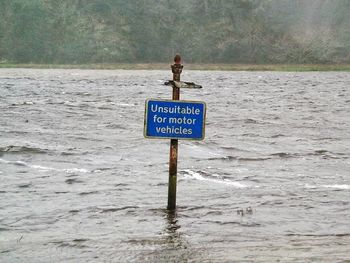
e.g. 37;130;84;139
168;55;183;210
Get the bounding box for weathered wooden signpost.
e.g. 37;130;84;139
144;55;206;210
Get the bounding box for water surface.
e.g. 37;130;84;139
0;69;349;262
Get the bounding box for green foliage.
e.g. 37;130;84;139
0;0;349;64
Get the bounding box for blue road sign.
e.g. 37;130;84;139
144;99;206;140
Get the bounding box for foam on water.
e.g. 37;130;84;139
182;169;249;188
0;158;90;174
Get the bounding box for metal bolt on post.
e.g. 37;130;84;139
167;55;183;211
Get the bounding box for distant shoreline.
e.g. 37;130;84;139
1;63;350;71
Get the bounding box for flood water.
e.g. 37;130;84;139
0;68;349;262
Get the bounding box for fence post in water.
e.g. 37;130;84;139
168;55;183;210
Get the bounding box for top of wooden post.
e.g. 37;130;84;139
171;55;183;82
174;54;181;64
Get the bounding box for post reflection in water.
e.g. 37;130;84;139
157;209;205;262
164;210;184;249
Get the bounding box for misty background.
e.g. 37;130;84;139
1;0;350;64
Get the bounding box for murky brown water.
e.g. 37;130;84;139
0;69;349;262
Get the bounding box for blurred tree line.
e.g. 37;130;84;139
1;0;349;64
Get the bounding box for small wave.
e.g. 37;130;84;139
118;103;136;107
182;169;249;188
0;158;89;174
105;123;127;129
307;150;348;159
322;184;350;190
208;156;237;161
31;164;89;174
64;168;90;174
79;191;98;196
238;157;271;162
51;239;89;248
269;150;348;160
305;184;349;190
65;178;84;184
243;118;273;125
0;145;48;154
209;156;271;162
30;164;57;171
270;152;298;158
244;118;259;124
286;233;350;237
220;146;250;152
99;206;139;213
74;92;92;96
270;134;285;138
18;183;32;188
10;101;35;106
0;158;22;165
